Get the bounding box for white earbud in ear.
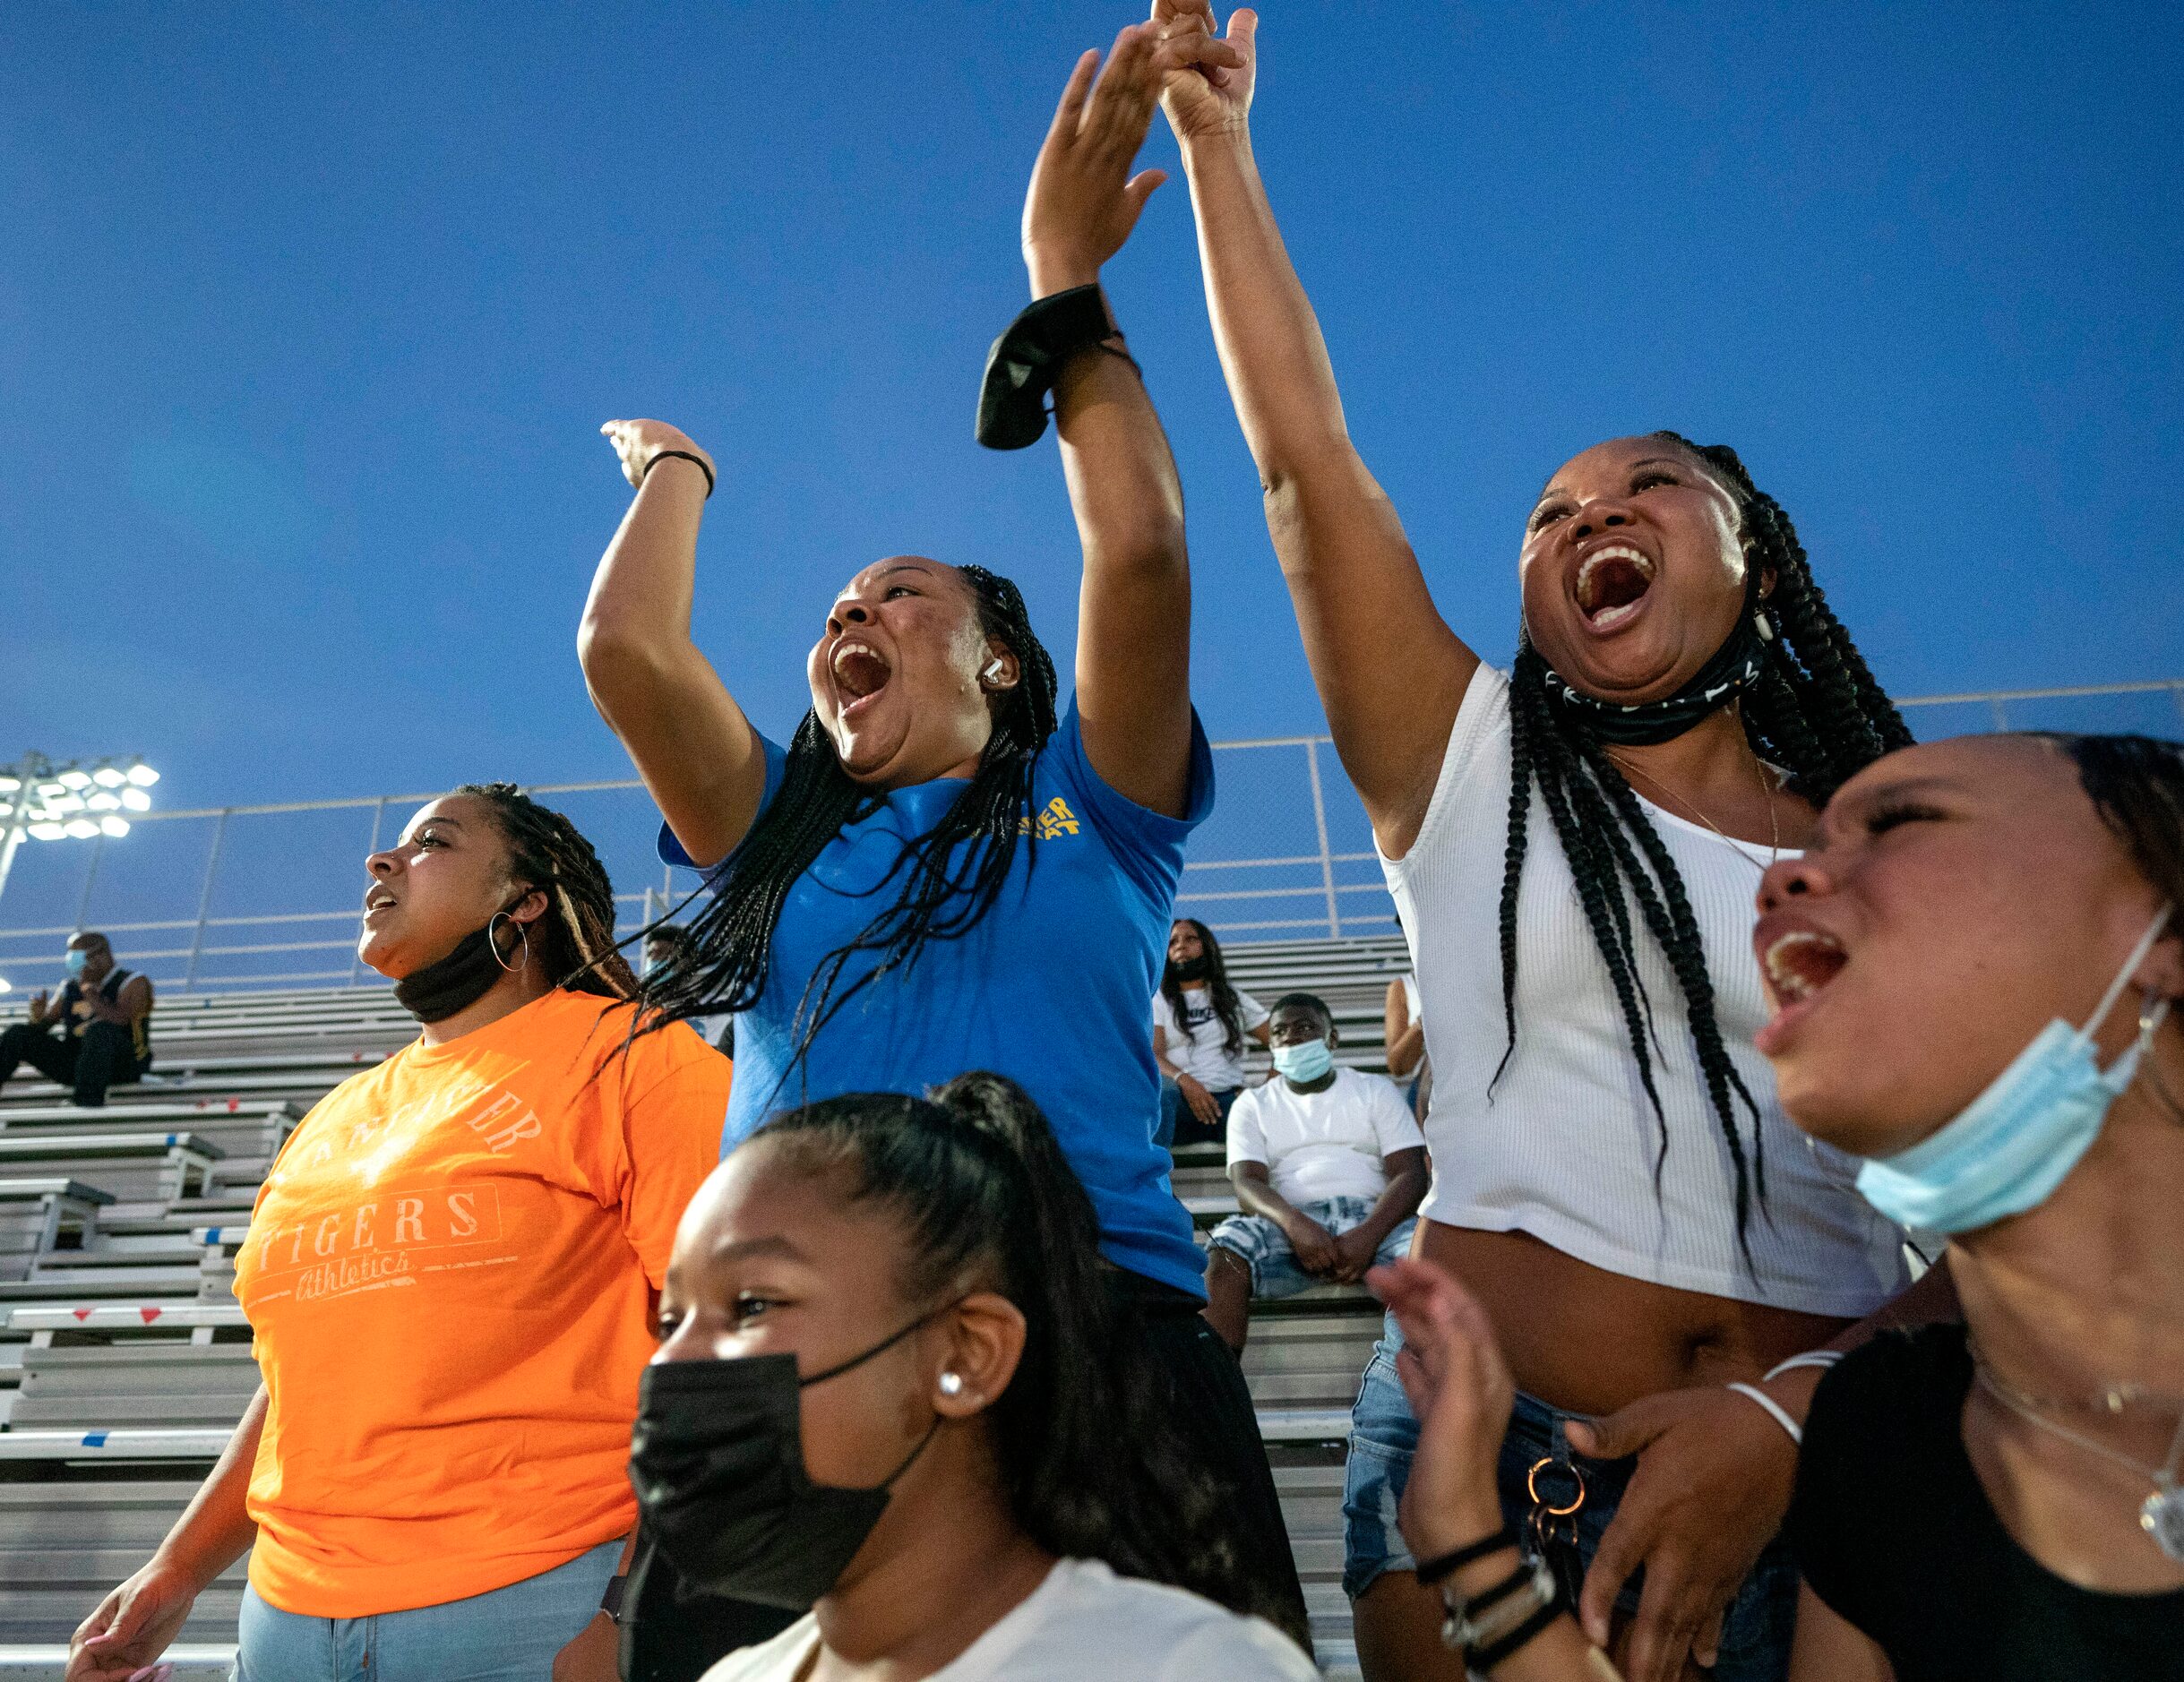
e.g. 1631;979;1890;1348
939;1371;966;1397
983;659;1005;683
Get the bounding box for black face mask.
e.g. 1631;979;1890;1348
1543;579;1773;747
391;911;520;1024
628;1313;946;1611
1170;955;1210;983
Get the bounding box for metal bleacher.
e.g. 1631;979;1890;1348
0;934;1413;1679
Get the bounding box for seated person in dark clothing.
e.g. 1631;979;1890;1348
0;931;154;1107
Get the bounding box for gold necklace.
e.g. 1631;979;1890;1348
1605;743;1782;869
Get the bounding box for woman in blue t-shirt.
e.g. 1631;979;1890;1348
577;24;1308;1678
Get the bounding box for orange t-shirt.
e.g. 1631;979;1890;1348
234;988;727;1616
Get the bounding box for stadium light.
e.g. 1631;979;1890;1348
0;750;160;910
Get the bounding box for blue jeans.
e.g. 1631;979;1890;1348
1156;1077;1240;1149
1208;1198;1417;1298
233;1540;621;1682
1344;1318;1797;1681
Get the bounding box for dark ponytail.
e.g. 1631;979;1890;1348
751;1074;1277;1632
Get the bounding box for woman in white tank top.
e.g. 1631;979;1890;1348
1150;12;1956;1680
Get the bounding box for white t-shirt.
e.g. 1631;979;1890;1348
698;1557;1316;1682
1382;663;1909;1316
1152;985;1268;1091
1226;1067;1426;1206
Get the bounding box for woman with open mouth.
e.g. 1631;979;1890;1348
1372;731;2184;1681
1148;5;1948;1679
578;22;1309;1680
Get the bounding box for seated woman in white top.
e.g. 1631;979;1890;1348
1205;991;1429;1351
1154;918;1271;1148
635;1071;1316;1682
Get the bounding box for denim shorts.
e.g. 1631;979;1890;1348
233;1540;621;1682
1208;1199;1416;1299
1343;1317;1797;1681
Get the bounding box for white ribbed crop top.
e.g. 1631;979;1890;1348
1381;665;1908;1316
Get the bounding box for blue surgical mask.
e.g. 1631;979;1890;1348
64;948;89;978
1855;906;2174;1236
1272;1039;1336;1084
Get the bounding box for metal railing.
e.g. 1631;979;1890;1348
1;678;2177;995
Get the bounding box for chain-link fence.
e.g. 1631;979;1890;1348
1;679;2178;995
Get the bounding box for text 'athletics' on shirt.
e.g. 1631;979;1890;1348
660;699;1214;1299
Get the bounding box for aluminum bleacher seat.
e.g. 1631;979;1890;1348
0;1136;223;1206
0;1184;113;1288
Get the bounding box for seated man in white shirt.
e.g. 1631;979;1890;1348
1202;993;1429;1352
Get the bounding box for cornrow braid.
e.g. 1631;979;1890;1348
1494;435;1911;1255
637;565;1060;1095
455;782;638;1000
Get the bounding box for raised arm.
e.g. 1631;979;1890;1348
1021;27;1202;818
1155;3;1475;855
580;425;769;870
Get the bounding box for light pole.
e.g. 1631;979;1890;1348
0;751;159;926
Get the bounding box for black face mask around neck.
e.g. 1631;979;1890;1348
391;914;520;1024
628;1310;949;1611
1170;955;1210;983
1543;578;1773;748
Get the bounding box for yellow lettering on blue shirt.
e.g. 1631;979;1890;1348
1019;796;1081;840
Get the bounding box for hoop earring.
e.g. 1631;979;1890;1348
486;913;529;974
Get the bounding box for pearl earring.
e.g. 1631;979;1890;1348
939;1371;965;1397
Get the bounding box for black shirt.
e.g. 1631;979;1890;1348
1790;1322;2184;1680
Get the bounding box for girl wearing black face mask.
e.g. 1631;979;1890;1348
1155;918;1269;1149
66;786;728;1682
637;1072;1318;1682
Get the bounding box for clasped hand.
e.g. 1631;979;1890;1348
1021;21;1241;296
1377;1259;1801;1682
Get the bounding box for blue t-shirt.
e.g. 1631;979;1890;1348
659;701;1213;1297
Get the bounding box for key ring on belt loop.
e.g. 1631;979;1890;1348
1526;1455;1587;1518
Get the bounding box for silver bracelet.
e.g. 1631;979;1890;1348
1763;1349;1844;1383
1724;1380;1803;1446
1440;1554;1555;1654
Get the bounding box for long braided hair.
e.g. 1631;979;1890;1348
1159;918;1251;1060
456;781;639;999
639;566;1059;1077
1495;435;1913;1248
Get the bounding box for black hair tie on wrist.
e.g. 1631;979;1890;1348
976;285;1133;450
1414;1524;1518;1586
642;449;715;499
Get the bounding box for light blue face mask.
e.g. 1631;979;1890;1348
64;948;89;978
1855;905;2174;1236
1272;1038;1336;1084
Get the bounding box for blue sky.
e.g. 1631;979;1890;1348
2;3;2181;954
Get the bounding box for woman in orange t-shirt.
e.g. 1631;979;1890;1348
65;784;728;1682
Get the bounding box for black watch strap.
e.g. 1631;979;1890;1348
976;285;1124;450
598;1573;629;1623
